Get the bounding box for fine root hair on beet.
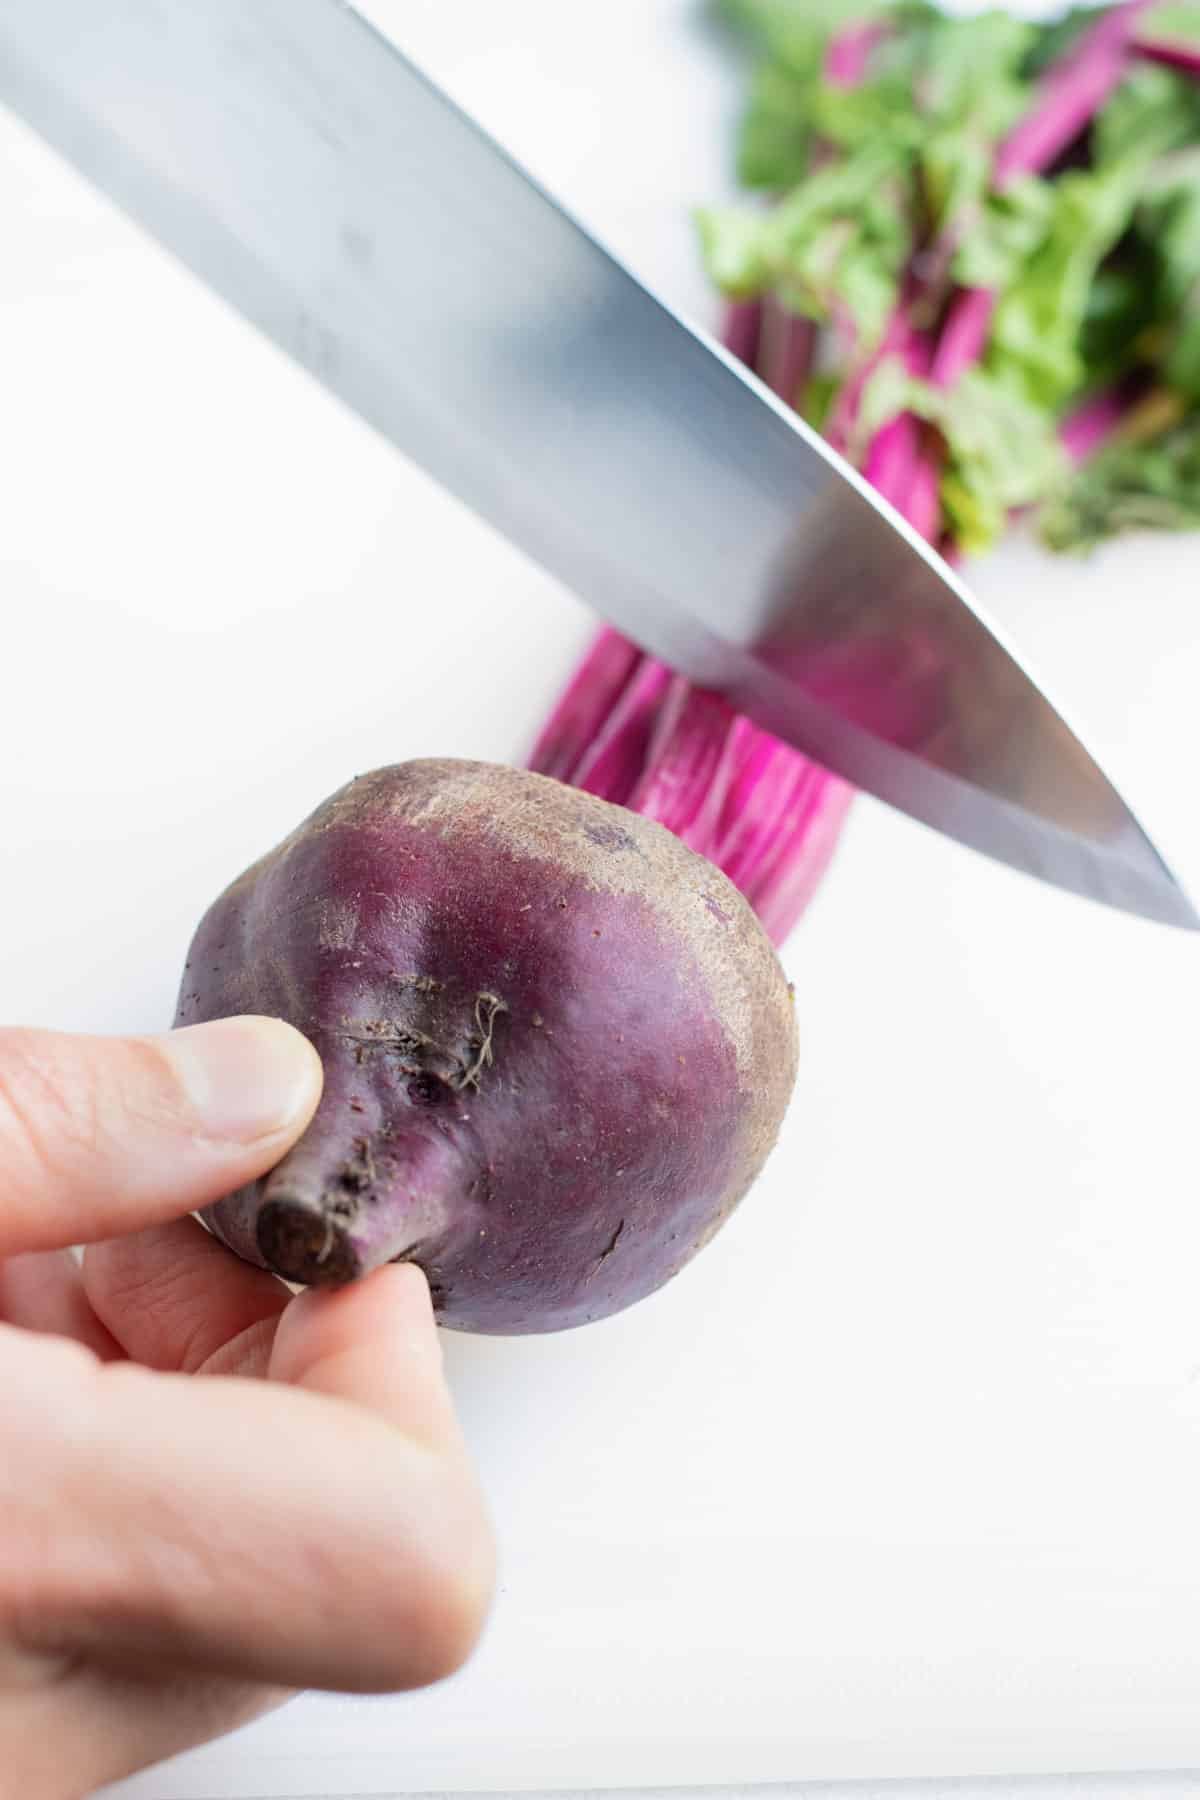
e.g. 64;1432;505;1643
453;992;508;1092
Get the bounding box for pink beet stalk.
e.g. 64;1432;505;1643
757;294;818;406
1135;40;1200;73
722;749;855;943
919;9;1146;356
824;20;890;88
1059;373;1158;462
995;1;1151;188
721;298;763;370
824;2;1152;556
931;288;997;388
869;289;999;544
863;413;923;503
862;329;944;540
1133;10;1200;75
899;454;945;544
825;301;914;453
530;630;854;948
628;678;741;849
630;681;854;939
560;656;674;802
527;630;641;783
527;300;855;948
1060;386;1135;463
874;0;1138;528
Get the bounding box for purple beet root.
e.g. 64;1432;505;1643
178;760;797;1334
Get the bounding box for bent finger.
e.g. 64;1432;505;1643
84;1217;291;1375
3;1271;494;1694
0;1250;123;1360
270;1264;465;1456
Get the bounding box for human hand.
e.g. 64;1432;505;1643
0;1018;494;1800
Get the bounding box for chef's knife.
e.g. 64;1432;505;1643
0;0;1193;927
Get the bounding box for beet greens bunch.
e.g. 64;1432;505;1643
532;3;1200;936
700;0;1200;554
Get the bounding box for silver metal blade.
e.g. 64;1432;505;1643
0;0;1193;928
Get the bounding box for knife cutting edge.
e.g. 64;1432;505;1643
0;0;1194;928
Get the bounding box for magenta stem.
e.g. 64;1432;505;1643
995;1;1151;188
825;300;914;453
857;284;994;543
1059;374;1150;463
931;287;997;388
527;630;641;784
530;632;854;947
1133;33;1200;75
722;298;763;370
756;294;818;406
824;20;890;88
567;657;674;803
862;329;944;537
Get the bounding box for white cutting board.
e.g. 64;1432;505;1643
0;3;1197;1794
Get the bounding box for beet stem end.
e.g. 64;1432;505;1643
256;1195;367;1286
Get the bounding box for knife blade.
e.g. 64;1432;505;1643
0;0;1193;928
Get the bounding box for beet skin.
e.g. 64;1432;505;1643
178;760;798;1334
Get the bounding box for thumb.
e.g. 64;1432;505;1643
0;1018;322;1256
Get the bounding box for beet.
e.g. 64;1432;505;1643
178;760;797;1334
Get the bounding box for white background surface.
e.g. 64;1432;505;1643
1;2;1199;1796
